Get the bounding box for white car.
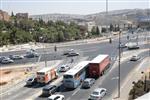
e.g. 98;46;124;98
59;64;70;72
48;94;65;100
1;58;14;64
89;88;107;100
130;55;140;61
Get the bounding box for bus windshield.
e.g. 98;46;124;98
37;72;45;75
64;75;73;79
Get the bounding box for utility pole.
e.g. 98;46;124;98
118;30;121;98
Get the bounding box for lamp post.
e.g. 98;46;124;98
117;30;122;98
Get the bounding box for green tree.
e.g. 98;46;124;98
57;31;65;42
110;24;114;32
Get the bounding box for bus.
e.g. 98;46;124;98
63;61;89;89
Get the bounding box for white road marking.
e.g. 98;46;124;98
72;87;80;96
111;77;119;80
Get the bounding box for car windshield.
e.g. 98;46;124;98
83;81;89;83
64;75;73;79
28;78;33;81
92;91;99;95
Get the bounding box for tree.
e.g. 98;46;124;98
91;26;96;35
9;28;17;44
110;24;114;32
57;31;65;42
11;11;14;17
96;26;101;36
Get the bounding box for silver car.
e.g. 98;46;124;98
82;78;95;88
1;58;14;64
89;88;107;100
59;64;70;72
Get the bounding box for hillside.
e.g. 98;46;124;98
30;9;150;25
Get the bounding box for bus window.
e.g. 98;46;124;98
64;75;73;79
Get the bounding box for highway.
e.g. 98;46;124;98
1;31;149;100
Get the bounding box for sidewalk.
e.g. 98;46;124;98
114;57;150;100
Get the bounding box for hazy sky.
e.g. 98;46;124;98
0;0;149;15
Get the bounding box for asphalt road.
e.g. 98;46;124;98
1;31;149;100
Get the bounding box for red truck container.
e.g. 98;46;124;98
88;54;110;78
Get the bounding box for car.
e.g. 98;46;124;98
82;78;95;88
63;49;74;55
42;85;57;96
0;56;7;63
26;75;37;86
1;58;14;64
59;64;70;72
25;52;39;58
48;94;65;100
9;55;24;60
118;43;126;48
89;88;107;100
130;55;140;61
67;52;79;57
127;43;140;50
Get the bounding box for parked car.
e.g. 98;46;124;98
130;55;140;61
59;64;70;72
89;88;107;100
82;78;95;88
9;55;24;60
42;85;57;96
67;52;79;57
48;94;65;100
1;58;14;64
63;49;74;55
26;75;37;86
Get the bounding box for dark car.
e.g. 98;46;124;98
67;52;79;57
42;85;57;96
9;55;24;60
63;49;74;55
0;56;7;63
26;75;37;86
82;78;95;88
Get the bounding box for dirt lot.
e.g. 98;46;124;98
0;68;27;86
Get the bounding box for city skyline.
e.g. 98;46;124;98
0;0;149;15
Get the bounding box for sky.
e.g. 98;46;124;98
0;0;149;15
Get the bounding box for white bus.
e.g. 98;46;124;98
63;61;89;89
